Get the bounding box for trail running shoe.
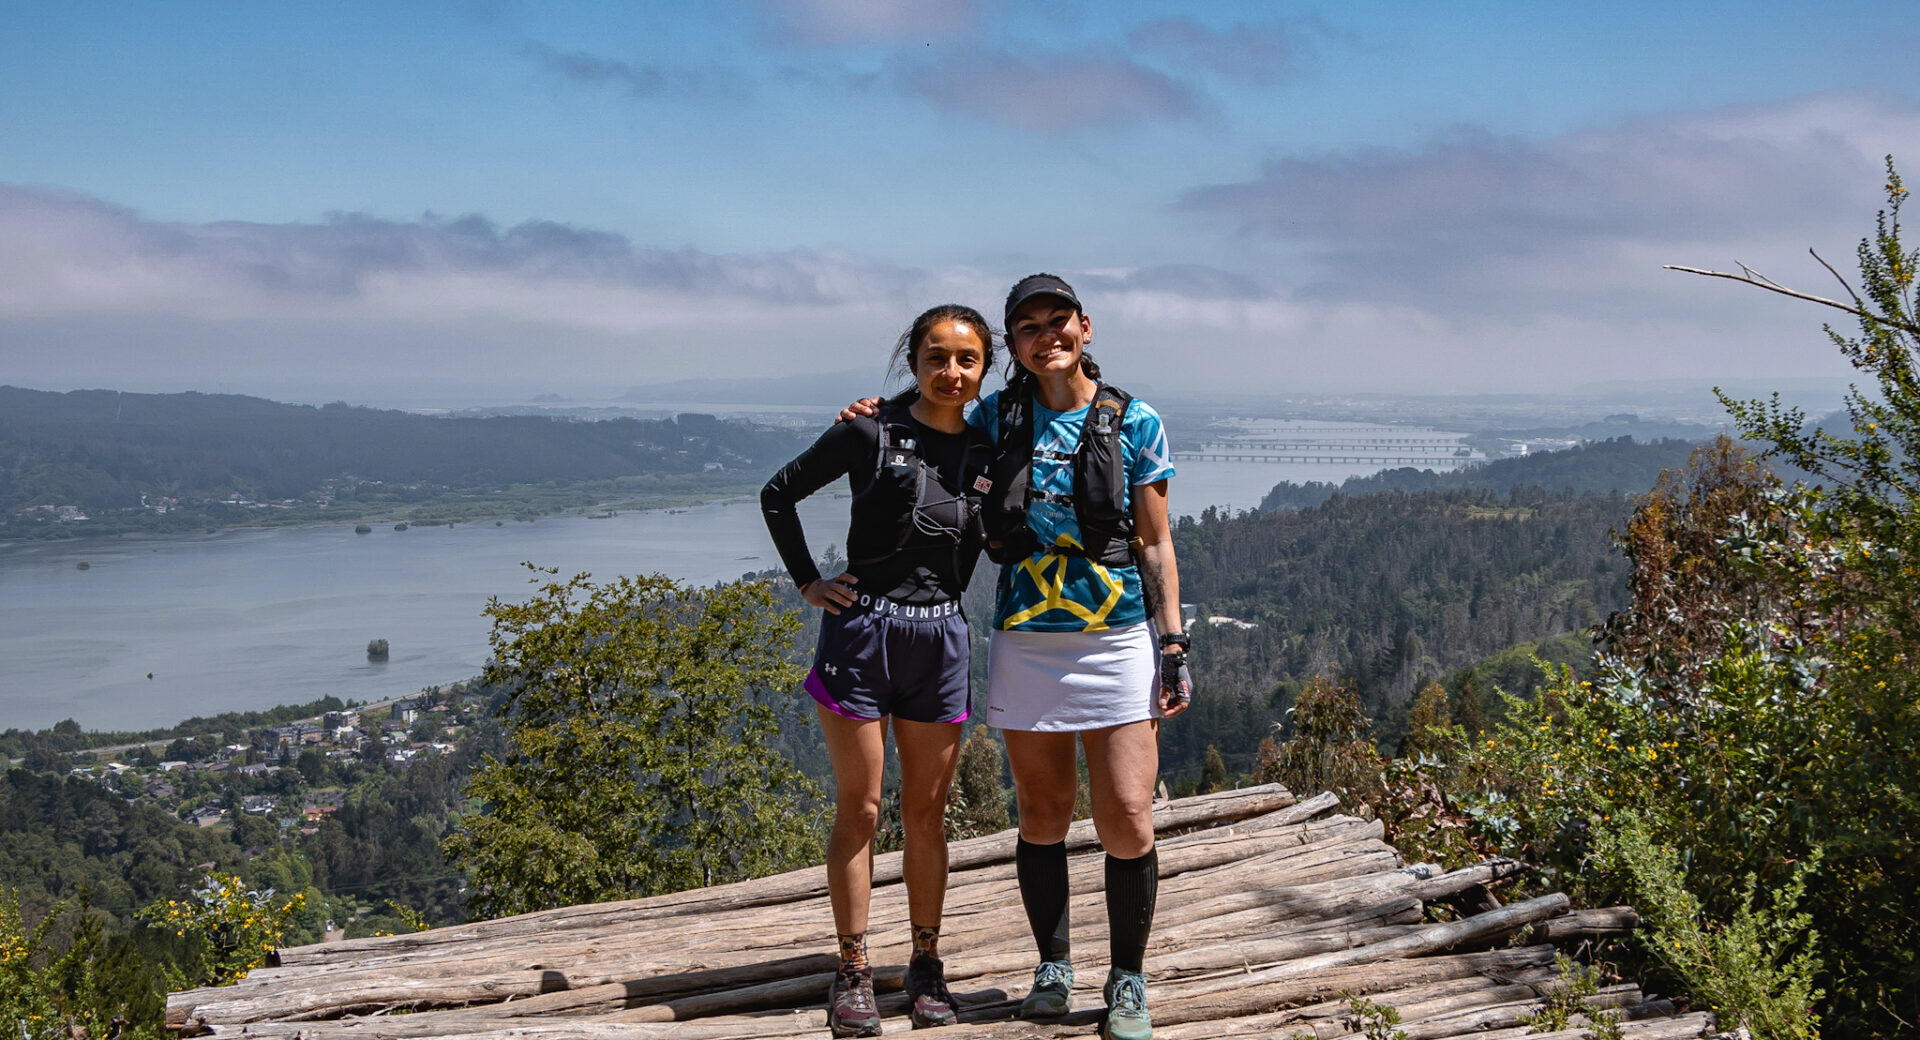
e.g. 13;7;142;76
1101;967;1152;1040
1019;959;1074;1019
905;954;958;1028
828;968;882;1038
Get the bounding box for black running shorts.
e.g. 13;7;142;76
804;595;971;724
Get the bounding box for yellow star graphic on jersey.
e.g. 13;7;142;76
1001;533;1125;630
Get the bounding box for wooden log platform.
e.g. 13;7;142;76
167;784;1720;1039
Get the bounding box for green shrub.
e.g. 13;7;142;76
1595;818;1822;1040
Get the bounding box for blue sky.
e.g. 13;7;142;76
3;1;1917;404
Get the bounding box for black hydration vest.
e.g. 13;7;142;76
982;381;1136;566
846;397;990;569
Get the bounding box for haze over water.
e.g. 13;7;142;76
0;459;1374;732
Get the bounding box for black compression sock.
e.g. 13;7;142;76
1015;837;1071;962
1105;848;1158;973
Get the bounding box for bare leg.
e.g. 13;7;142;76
1003;729;1080;842
816;703;887;938
1081;719;1159;858
892;717;963;929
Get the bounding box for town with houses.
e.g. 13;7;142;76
59;685;481;838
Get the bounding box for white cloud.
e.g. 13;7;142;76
0;186;934;321
5;89;1909;402
762;0;979;46
1127;17;1315;86
1178;91;1920;318
519;42;749;102
893;46;1200;132
0;185;1008;396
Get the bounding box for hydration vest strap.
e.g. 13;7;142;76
983;380;1137;568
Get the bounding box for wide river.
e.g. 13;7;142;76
0;459;1376;731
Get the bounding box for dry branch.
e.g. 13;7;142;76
1664;261;1920;337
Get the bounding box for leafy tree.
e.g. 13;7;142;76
1397;681;1452;759
1713;157;1920;529
1196;745;1228;795
139;873;305;988
3;887;168;1040
945;726;1010;839
1421;164;1920;1036
1596;819;1822;1040
1255;676;1384;810
20;748;66;774
443;568;823;919
4;889;69;1039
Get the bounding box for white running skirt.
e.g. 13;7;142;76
985;622;1160;732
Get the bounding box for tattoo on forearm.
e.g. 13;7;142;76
1139;551;1170;623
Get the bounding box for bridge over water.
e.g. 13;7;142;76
1174;420;1486;467
1176;449;1479;465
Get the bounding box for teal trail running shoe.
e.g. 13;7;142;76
1019;959;1074;1019
1101;967;1152;1040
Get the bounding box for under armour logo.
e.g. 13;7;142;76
973;475;993;493
823;663;839;675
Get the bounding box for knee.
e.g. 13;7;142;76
1114;792;1153;828
900;796;948;842
1097;796;1155;857
1016;786;1076;831
834;798;882;836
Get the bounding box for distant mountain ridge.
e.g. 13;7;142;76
1258;436;1705;514
621;368;892;405
0;384;804;517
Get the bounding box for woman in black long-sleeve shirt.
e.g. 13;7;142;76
760;304;994;1036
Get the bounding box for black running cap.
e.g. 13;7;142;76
1004;274;1082;325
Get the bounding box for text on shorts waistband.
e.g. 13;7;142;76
845;594;963;620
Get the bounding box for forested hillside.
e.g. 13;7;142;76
1165;488;1630;774
1257;435;1700;512
0;386;804;536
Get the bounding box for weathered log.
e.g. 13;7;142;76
172;809;1382;1026
166;780;1700;1040
1460;1008;1715;1039
199;843;1396;1029
188;928;1699;1040
269;785;1302;969
1522;905;1641;944
181;885;1519;1038
202;797;1343;1018
1063;946;1561;1037
1621;997;1679;1020
506;877;1416;1027
208;1015;841;1040
1147;965;1558;1039
1366;981;1641;1040
1171;898;1569;1001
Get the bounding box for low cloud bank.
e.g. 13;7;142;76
4;91;1911;398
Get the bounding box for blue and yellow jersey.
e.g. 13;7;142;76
970;389;1175;632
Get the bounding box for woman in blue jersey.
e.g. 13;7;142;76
979;274;1190;1040
760;304;995;1037
839;275;1191;1040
